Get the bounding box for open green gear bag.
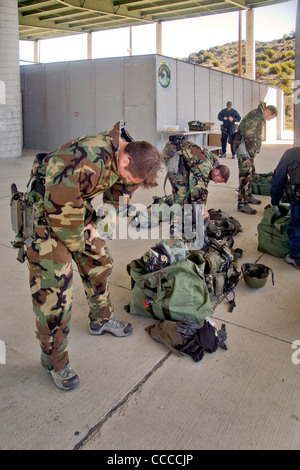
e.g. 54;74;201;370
257;203;291;258
126;246;213;324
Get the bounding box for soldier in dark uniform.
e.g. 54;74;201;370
218;101;241;158
270;147;300;269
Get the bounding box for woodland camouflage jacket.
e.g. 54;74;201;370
163;139;219;204
237;104;265;157
29;122;140;253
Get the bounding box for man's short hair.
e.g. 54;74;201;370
124;141;162;188
265;105;278;116
217;164;230;182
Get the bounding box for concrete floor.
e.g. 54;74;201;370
0;141;299;450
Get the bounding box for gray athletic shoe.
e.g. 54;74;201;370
237;203;257;215
47;364;80;391
285;254;300;270
248;195;262;205
89;317;133;337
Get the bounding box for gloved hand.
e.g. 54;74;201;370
176;316;202;339
217;324;228;350
176;318;228;362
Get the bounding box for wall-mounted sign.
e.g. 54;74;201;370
158;61;171;89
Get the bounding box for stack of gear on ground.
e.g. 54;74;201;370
198;238;241;310
199;208;243;311
175;317;227;362
146;316;228;363
130;201;243;246
129;204;243;313
206;208;243;240
126;234;242;324
126;240;213;324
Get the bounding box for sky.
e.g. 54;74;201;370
19;0;297;65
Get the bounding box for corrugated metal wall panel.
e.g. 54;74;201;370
45;62;68;150
20;54;283;151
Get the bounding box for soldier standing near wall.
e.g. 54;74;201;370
218;101;241;159
26;122;161;391
235;103;277;215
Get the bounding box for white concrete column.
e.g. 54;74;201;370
0;0;22;158
294;0;300;145
129;27;133;56
245;9;255;80
87;32;93;59
156;22;162;55
34;40;40;63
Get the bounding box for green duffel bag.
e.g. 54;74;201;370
126;242;213;324
257;203;291;258
251;172;273;196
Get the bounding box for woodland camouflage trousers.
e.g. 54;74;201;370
237;141;256;203
27;222;113;372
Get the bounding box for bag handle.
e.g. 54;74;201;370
142;270;174;320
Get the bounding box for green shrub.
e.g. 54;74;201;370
281;77;292;86
257;54;268;61
287;50;295;58
256;60;270;68
278;84;292;95
203;53;214;61
264;49;276;58
256;68;265;78
269;64;282;74
280;63;293;75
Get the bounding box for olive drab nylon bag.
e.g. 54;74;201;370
251;172;273;196
126;242;213;324
257;203;291;258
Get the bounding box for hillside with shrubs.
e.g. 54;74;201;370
183;32;295;129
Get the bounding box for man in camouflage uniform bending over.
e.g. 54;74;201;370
26;122;161;391
234;104;277;215
163;136;230;220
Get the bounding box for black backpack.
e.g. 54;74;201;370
284;160;300;204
